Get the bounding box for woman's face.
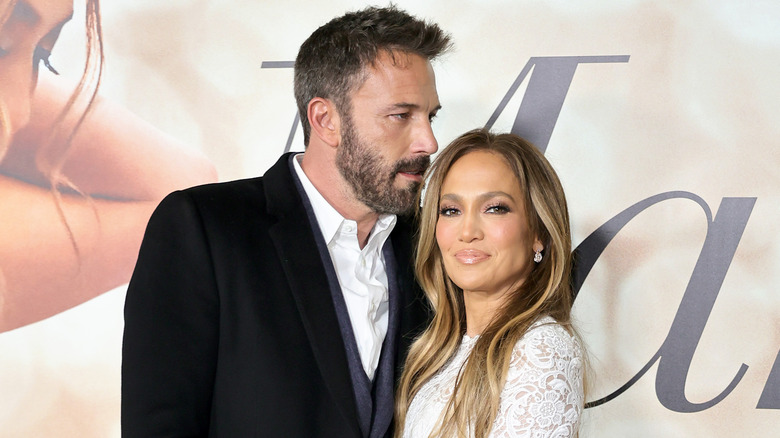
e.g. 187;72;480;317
435;150;541;299
0;0;72;135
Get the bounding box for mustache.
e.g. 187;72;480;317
393;155;431;176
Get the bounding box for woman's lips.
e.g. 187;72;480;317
454;249;490;264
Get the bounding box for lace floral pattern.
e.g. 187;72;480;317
403;316;583;438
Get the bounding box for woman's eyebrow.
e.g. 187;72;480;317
10;1;74;27
439;191;514;203
11;1;40;25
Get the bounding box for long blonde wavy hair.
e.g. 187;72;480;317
396;129;580;437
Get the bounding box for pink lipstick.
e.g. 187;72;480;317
454;249;489;265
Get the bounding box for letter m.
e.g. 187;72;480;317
485;56;630;153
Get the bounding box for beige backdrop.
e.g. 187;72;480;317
1;0;778;436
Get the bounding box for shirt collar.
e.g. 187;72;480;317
292;153;396;247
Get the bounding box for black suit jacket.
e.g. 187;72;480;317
122;153;428;437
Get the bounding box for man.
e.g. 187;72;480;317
121;5;451;437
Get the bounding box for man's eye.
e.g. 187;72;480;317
392;113;410;120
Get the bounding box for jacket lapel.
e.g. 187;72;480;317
264;154;361;438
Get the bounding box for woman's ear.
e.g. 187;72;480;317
532;238;544;254
307;97;341;148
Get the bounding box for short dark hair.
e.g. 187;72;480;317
294;5;452;145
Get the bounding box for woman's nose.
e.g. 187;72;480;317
458;211;483;243
0;59;36;136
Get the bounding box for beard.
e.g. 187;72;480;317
336;116;430;215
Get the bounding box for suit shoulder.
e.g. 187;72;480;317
184;176;265;200
177;177;267;208
148;177;270;229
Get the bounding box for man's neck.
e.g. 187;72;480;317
299;151;382;249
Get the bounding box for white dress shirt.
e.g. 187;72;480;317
293;154;396;380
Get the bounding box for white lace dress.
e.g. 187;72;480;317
403;316;584;438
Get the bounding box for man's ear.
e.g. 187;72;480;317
307;97;341;148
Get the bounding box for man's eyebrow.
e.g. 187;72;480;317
387;103;418;111
385;102;443;114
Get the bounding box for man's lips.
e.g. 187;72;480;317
453;249;490;265
397;170;424;181
395;157;430;182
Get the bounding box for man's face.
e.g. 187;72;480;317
336;51;440;215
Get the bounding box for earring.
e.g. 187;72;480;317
533;249;543;263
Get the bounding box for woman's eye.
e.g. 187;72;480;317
439;207;460;217
34;46;59;75
485;204;509;214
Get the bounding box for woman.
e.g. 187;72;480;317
397;129;584;437
0;0;217;332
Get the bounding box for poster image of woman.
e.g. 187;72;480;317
0;0;217;333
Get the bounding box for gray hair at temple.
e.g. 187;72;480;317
293;5;452;146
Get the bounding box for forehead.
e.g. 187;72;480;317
351;51;439;106
442;150;520;194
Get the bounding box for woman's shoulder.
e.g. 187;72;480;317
510;316;583;368
497;319;585;437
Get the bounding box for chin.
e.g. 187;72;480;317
450;277;488;292
393;177;419;190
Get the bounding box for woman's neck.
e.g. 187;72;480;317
463;289;509;337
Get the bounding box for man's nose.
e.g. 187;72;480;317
410;119;438;156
